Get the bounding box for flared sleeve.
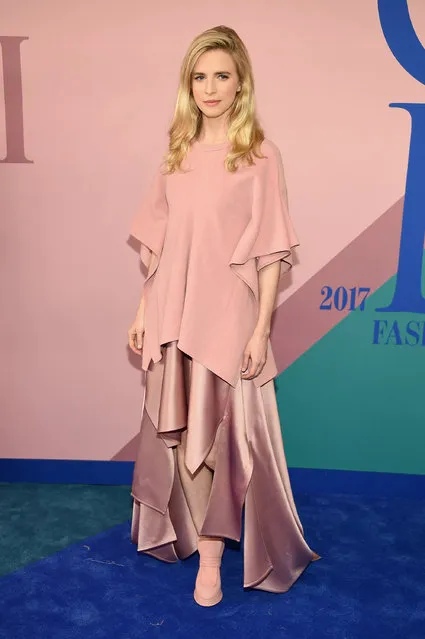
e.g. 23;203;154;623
130;163;168;285
229;140;299;301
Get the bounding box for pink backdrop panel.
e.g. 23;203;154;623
0;0;424;459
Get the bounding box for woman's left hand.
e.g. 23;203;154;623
240;330;269;380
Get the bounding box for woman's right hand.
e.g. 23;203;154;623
128;311;145;356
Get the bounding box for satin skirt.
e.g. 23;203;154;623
130;341;320;592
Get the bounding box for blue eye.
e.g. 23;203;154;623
193;74;229;81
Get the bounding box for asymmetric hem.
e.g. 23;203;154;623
130;341;320;592
129;138;300;388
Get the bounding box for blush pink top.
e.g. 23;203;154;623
130;138;299;387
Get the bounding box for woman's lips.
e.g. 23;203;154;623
204;100;220;105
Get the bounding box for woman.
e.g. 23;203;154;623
128;24;320;607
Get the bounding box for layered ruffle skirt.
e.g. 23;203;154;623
130;341;319;592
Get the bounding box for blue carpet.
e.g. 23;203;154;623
0;492;424;638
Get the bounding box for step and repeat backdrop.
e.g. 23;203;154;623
1;0;424;479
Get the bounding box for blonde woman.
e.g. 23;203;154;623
128;25;320;607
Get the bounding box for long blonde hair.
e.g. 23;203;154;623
164;25;265;174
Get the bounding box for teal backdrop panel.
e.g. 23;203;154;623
275;253;425;475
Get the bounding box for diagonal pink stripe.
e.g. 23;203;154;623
114;197;409;461
271;197;405;374
111;434;139;461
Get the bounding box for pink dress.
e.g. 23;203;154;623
129;138;319;592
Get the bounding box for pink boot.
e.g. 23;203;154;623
194;536;225;607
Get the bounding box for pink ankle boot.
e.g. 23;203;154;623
194;536;225;607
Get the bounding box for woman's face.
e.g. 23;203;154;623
191;49;240;121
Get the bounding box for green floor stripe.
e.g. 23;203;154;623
0;483;132;576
